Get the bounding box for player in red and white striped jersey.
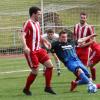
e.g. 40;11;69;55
73;12;96;80
20;6;56;95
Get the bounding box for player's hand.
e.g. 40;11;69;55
24;46;30;54
44;42;51;49
46;41;51;49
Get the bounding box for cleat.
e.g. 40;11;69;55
44;87;56;94
23;88;32;96
70;80;77;91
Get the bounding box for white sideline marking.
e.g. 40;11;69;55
0;68;65;75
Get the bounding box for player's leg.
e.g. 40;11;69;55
70;68;91;91
38;48;56;94
89;51;97;80
23;52;39;96
66;60;92;91
52;53;61;76
90;66;96;80
64;61;90;91
75;47;90;81
89;42;100;80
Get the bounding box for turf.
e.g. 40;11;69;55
0;56;100;100
0;1;100;99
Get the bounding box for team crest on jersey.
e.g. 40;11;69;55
61;45;73;50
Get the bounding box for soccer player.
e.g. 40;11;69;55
89;42;100;67
20;6;56;96
88;42;100;89
42;29;61;76
51;30;97;92
73;12;96;80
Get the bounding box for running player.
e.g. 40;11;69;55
20;6;56;95
42;29;61;76
73;12;96;80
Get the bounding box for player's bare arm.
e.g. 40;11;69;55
78;34;97;47
20;31;30;54
41;36;51;49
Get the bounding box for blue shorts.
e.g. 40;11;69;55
64;59;90;76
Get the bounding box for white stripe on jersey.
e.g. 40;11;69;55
35;22;40;50
89;25;94;35
23;20;29;31
75;24;79;40
27;53;34;68
75;23;89;39
78;25;82;39
83;25;88;37
29;20;36;51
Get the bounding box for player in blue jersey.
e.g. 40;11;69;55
50;29;97;92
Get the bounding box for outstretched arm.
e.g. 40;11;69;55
77;34;97;47
78;34;97;43
41;36;51;49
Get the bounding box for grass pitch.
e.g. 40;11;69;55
0;56;100;100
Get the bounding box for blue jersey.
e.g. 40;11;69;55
51;40;90;75
51;40;79;63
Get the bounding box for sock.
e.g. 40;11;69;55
96;84;100;89
56;61;60;71
74;73;81;81
25;72;37;91
90;67;96;80
77;73;90;85
44;67;53;88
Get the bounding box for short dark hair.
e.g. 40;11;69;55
47;29;54;34
59;30;67;36
29;6;41;17
80;12;87;17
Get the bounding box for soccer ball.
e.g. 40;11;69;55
88;83;97;93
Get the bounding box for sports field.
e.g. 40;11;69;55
0;0;100;100
0;56;100;100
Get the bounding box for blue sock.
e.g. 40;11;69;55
77;73;90;85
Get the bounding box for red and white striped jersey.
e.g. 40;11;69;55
23;19;41;51
74;23;95;40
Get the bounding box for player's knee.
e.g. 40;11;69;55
31;68;39;75
76;68;83;76
46;65;53;69
43;59;54;68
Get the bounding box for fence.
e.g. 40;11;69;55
0;0;100;55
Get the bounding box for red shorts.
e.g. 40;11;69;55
24;48;50;69
89;53;100;66
89;42;100;66
91;42;100;55
76;47;90;66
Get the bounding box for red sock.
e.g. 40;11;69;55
96;84;100;89
44;67;53;88
25;72;37;91
90;67;96;80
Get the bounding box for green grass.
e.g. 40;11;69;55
0;56;100;100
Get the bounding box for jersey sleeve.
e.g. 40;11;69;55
23;20;30;34
87;25;95;35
